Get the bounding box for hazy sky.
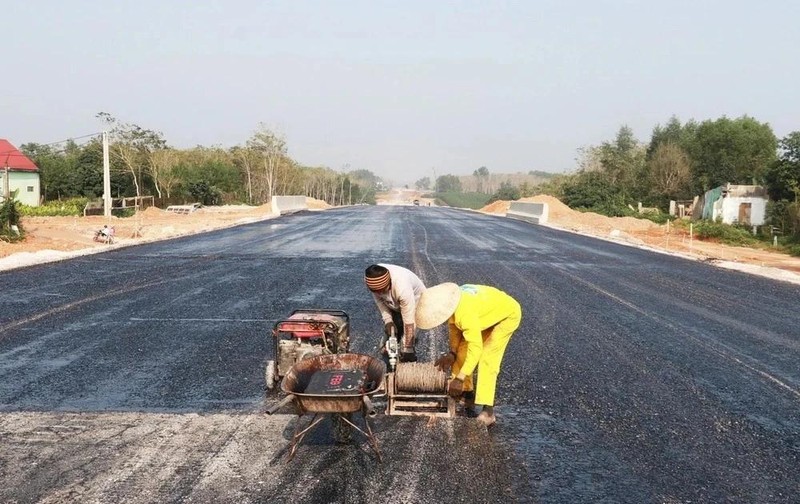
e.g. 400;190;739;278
3;1;799;185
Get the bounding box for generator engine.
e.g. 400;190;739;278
277;339;326;377
266;309;350;391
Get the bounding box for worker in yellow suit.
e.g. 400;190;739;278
415;283;522;427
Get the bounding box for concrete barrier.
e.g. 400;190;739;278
270;196;307;215
506;201;549;224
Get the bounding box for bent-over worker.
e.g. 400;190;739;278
364;264;426;362
415;283;521;427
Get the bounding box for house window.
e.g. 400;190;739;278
27;186;34;192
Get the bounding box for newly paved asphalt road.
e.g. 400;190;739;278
1;205;798;503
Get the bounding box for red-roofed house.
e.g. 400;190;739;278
1;139;41;206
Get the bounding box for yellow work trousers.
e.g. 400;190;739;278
450;304;521;406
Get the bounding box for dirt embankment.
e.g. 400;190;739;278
480;195;800;276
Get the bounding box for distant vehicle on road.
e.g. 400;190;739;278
413;199;420;206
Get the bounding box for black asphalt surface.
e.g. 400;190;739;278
1;205;798;503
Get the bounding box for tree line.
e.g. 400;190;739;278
419;115;800;237
21;114;381;208
415;169;554;196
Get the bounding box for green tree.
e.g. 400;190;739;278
647;116;698;159
349;169;380;190
689;115;777;191
561;171;625;215
473;166;490;193
764;132;800;202
519;181;535;198
436;174;462;193
489;181;520;202
415;176;431;190
148;148;180;198
21;143;74;200
648;142;692;203
98;112;166;198
598;126;647;200
187;181;222;206
176;147;243;202
247;124;287;201
73;140;105;198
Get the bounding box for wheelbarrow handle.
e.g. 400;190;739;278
266;394;296;415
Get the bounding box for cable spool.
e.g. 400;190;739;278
394;362;447;393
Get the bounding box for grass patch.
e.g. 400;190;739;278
432;192;491;209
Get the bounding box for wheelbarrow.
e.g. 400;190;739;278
266;353;386;462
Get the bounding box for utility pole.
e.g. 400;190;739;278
3;163;9;200
2;151;10;201
102;132;111;218
339;163;350;206
346;163;352;205
340;173;345;206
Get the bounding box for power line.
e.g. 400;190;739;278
1;132;103;152
0;132;104;161
4;132;102;148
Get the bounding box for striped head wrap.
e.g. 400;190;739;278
365;268;391;292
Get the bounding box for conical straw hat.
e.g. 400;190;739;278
415;283;461;329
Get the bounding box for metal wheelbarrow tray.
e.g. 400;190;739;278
266;353;386;461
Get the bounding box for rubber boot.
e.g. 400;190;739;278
476;406;496;427
463;391;477;418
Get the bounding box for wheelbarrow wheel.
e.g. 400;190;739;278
265;360;278;391
332;414;352;444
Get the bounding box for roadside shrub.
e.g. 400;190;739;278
187;182;222;206
19;198;89;216
488;182;521;203
0;198;24;242
114;208;136;218
637;211;672;225
693;220;759;246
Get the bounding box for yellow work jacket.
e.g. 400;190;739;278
448;284;518;376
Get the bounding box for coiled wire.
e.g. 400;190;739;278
395;362;447;393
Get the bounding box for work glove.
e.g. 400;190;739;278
447;377;464;398
384;322;396;338
434;351;456;372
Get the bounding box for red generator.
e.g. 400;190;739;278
265;309;350;391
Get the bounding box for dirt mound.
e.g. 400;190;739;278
480;200;510;214
480;194;572;218
141;206;165;216
481;194;658;234
306;197;331;210
519;195;574;221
